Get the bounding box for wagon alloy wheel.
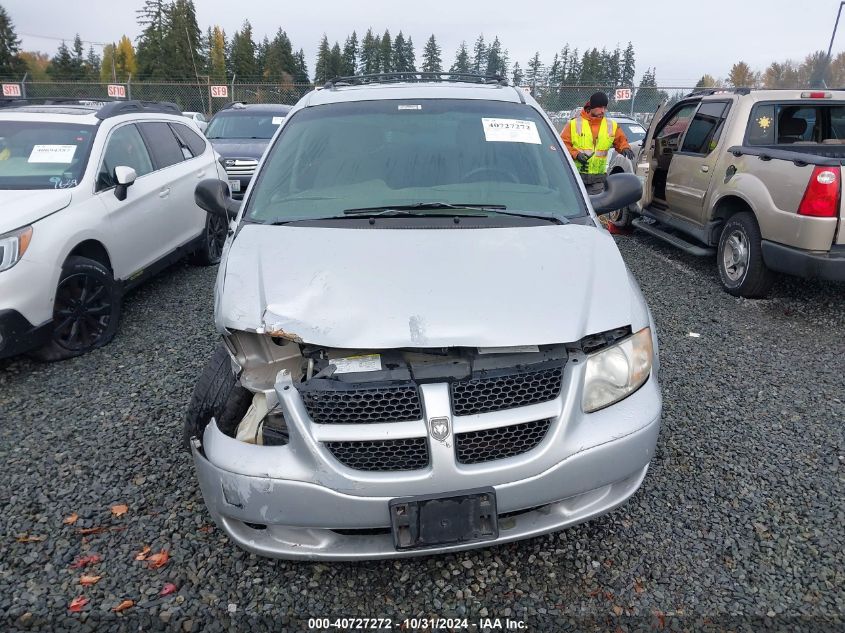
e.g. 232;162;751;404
53;272;113;351
722;230;749;282
207;213;228;261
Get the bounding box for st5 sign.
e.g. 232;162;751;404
615;88;632;101
211;85;229;98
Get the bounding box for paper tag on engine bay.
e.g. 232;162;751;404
330;354;383;374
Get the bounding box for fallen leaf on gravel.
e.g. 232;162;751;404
79;575;102;586
160;583;178;596
110;504;128;517
70;554;102;568
634;579;645;594
612;605;623;616
197;525;214;533
655;610;666;629
68;596;88;612
134;545;151;561
63;513;79;525
112;599;134;612
147;550;169;569
15;534;46;543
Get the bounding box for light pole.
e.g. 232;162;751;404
825;1;845;87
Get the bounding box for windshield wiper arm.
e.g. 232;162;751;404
343;202;506;215
484;209;568;224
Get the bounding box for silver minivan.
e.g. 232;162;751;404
185;74;661;560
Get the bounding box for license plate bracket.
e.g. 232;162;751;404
389;488;498;551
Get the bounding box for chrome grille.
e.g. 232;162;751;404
450;367;563;416
324;438;430;471
298;382;422;424
223;158;257;177
455;419;552;464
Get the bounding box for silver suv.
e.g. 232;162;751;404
185;74;661;560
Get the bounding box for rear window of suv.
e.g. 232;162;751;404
747;102;845;145
245;99;584;223
0;121;96;190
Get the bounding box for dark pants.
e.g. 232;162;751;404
580;173;606;195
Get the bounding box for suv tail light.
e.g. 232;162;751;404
798;166;840;217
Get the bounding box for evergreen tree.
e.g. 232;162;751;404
392;31;409;72
0;5;26;77
329;42;343;79
230;20;257;79
558;45;570;86
621;42;636;87
207;26;227;82
404;36;416;72
485;36;504;77
526;52;544;92
264;29;295;82
546;53;561;87
511;61;523;86
136;0;168;79
314;34;331;83
342;32;358;76
84;45;101;80
471;34;486;74
609;45;621;87
379;30;392;72
293;48;310;93
165;0;203;80
359;28;379;74
71;34;85;79
421;34;442;73
567;48;581;84
48;42;75;80
450;41;470;73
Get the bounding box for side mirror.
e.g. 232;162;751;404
591;173;642;215
195;179;240;220
113;166;136;202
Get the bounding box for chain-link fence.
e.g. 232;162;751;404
2;79;696;124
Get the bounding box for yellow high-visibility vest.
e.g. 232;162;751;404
569;115;617;175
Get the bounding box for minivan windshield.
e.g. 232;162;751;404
205;113;284;139
0;121;96;190
245;99;585;222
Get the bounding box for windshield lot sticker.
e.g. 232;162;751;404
482;118;541;144
28;144;77;163
271;116;285;125
49;176;78;189
398;104;422;110
331;354;382;374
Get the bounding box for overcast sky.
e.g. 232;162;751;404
5;0;844;85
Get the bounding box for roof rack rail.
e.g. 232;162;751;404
323;72;508;89
0;97;111;108
683;87;753;98
221;101;249;110
96;100;182;119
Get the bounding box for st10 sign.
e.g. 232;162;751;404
2;83;22;97
211;85;229;98
107;84;126;99
615;88;632;101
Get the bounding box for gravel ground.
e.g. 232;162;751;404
1;235;843;632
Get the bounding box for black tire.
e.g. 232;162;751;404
183;344;252;451
607;203;637;229
716;212;775;298
190;213;228;266
30;256;121;362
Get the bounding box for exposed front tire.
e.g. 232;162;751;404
183;344;252;451
30;256;121;362
606;203;637;229
190;213;228;266
716;212;775;298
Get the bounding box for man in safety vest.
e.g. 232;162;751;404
561;91;636;194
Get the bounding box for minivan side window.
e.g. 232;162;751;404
655;103;698;152
96;124;154;191
680;101;730;155
137;122;184;169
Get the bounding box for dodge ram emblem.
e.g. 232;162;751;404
429;416;450;441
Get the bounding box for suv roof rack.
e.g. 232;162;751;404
0;97;108;109
95;100;181;119
683;87;753;98
323;72;509;89
221;101;249;110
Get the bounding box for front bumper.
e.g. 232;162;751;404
191;362;662;560
762;241;845;282
0;309;51;360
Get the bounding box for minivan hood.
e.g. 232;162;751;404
219;223;637;348
208;139;269;160
0;189;73;233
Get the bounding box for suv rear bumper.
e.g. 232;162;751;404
762;241;845;281
0;310;51;359
190;369;662;560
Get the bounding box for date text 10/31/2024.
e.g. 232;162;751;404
307;617;529;630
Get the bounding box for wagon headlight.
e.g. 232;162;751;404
0;226;33;273
582;327;653;413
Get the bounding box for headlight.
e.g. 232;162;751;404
582;327;653;413
0;226;33;273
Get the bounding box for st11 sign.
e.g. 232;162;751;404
107;84;126;99
211;85;229;98
615;88;632;101
2;83;22;97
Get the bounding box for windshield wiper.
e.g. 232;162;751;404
484;209;568;224
343;202;506;215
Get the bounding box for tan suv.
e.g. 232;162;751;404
624;88;845;297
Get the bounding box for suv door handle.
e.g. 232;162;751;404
700;165;710;173
159;187;171;198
